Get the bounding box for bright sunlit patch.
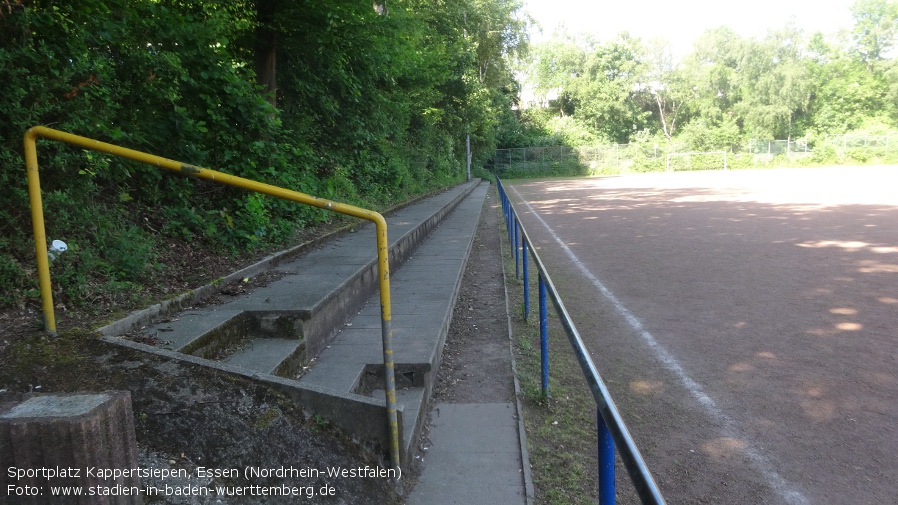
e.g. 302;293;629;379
701;437;748;460
877;297;898;304
796;240;868;250
835;322;863;331
795;241;898;256
756;351;777;360
729;362;753;372
829;307;857;315
629;380;665;395
805;386;824;398
857;260;898;273
800;399;837;423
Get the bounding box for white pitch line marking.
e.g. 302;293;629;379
510;185;809;505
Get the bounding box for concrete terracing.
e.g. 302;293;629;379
99;180;487;467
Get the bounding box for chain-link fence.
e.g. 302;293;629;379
487;133;898;176
747;139;810;155
489;144;749;175
577;143;665;167
824;133;894;153
487;146;577;174
488;144;667;175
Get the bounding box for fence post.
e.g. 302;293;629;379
539;273;549;397
523;239;530;320
466;133;471;182
598;408;616;505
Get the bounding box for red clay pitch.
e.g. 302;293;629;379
507;166;898;505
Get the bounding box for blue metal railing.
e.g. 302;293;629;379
496;178;666;505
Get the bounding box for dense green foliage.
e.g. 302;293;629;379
4;0;896;312
0;0;529;310
515;0;898;156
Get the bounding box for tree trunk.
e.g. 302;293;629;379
656;94;672;140
255;0;278;107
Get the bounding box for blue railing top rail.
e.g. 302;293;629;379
496;177;666;505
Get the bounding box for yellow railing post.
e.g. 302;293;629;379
23;126;401;472
23;128;55;334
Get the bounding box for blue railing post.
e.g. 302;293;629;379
503;187;512;253
539;273;549;397
508;212;515;256
515;218;520;279
598;408;616;505
503;188;508;220
523;239;530;320
496;177;665;505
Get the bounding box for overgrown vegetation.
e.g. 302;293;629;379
0;0;530;314
497;0;898;174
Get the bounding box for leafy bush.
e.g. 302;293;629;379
810;145;838;164
846;147;873;163
0;245;34;309
676;118;741;152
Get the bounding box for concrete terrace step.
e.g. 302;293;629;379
100;180;488;468
134;180;480;368
300;182;489;460
223;337;304;376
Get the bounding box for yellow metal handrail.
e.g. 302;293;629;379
24;126;401;472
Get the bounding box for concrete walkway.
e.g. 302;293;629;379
407;187;531;505
409;403;528;504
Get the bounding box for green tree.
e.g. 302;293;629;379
526;33;650;143
735;25;812;139
527;32;586;114
637;39;694;140
682;27;745;124
574;34;650;142
886;60;898;123
804;33;889;132
850;0;898;64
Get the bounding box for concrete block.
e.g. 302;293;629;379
0;391;141;504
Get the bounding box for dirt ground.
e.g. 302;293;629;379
0;216;401;504
0;330;403;504
506;166;898;505
433;187;516;405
